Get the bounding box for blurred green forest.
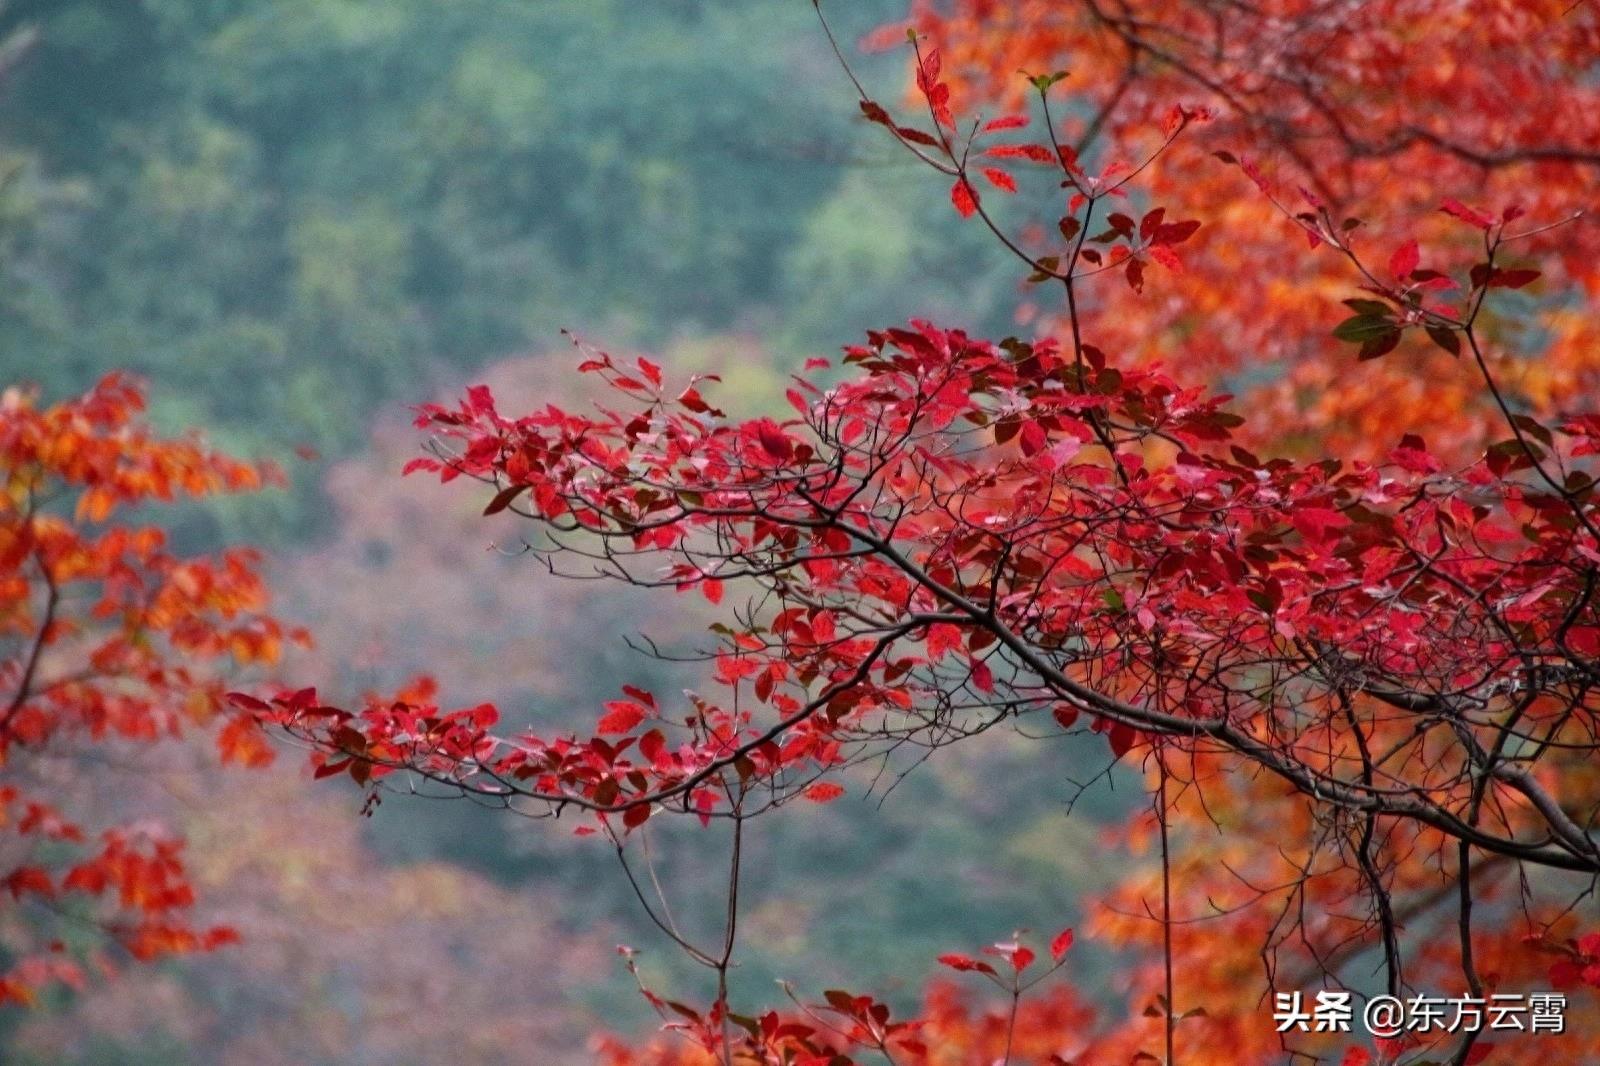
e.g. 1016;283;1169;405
0;0;1021;539
0;2;1132;1060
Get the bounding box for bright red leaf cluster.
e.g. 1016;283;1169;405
236;4;1600;1064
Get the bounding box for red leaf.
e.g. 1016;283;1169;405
1550;959;1583;989
981;167;1017;193
754;421;794;462
3;867;54;900
951;178;979;219
970;658;995;694
937;954;996;974
1125;257;1145;293
1240;157;1270;194
1018;420;1048;457
1154;220;1201;246
1441;198;1495;230
597;701;647;736
1489;268;1540;289
1290;506;1350;543
638;729;666;763
1050;927;1075;961
982;114;1029;132
803;782;845;803
1389;239;1419;279
984;144;1055;163
217;716;275;768
1148;245;1182;273
1108;721;1137;758
859;99;893;127
63;864;107;894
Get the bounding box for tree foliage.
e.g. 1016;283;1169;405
0;374;301;1006
229;2;1600;1064
5;1;1599;1064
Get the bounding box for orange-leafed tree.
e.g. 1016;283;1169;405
0;374;302;1006
873;0;1600;464
242;4;1600;1065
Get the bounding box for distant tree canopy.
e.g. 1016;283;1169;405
0;0;1016;539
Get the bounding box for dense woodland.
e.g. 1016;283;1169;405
3;1;1600;1064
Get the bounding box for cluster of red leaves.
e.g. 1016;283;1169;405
877;0;1600;462
234;150;1600;1066
0;374;303;1005
856;31;1207;300
248;313;1597;855
236;8;1600;1064
1527;931;1600;993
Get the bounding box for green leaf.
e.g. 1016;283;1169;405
1332;314;1395;343
483;483;528;515
1425;325;1461;356
1357;328;1402;361
1341;299;1392;316
1512;413;1554;446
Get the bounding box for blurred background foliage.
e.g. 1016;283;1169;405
0;0;1021;539
0;1;1131;1061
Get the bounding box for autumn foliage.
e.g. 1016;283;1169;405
224;2;1600;1062
875;0;1600;465
223;2;1600;1062
0;374;302;1005
8;1;1598;1064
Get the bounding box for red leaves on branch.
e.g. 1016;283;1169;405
244;6;1600;1063
951;177;978;218
0;375;300;1006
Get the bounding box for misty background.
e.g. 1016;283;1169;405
0;1;1135;1060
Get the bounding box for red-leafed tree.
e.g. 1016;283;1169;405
0;374;303;1006
243;4;1600;1064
